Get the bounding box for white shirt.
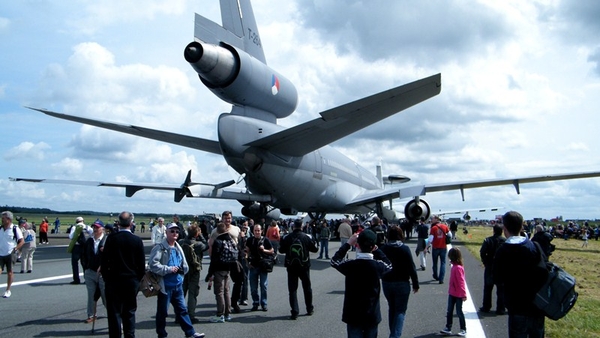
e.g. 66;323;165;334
1;223;23;256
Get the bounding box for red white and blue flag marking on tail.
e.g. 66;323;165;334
271;74;280;95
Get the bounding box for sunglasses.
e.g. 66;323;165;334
169;229;179;234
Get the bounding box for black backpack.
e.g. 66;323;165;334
287;235;308;267
532;242;578;320
218;236;238;264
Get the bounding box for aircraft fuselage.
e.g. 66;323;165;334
218;114;380;215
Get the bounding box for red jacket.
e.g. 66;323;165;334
39;221;49;233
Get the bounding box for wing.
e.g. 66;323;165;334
246;73;441;157
25;107;222;155
346;171;600;207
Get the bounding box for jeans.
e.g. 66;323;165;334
84;269;106;318
482;266;505;312
249;266;268;307
445;295;466;331
156;283;195;338
431;247;447;281
508;314;545;338
347;324;378;338
286;267;313;316
382;280;410;338
318;239;329;258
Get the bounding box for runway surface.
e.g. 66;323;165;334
0;232;509;337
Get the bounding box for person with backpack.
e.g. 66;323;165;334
205;222;238;323
149;223;205;338
178;224;208;323
246;224;274;311
494;211;548;338
479;224;506;314
68;216;92;285
279;219;319;320
1;211;24;298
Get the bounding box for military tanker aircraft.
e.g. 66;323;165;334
12;0;600;222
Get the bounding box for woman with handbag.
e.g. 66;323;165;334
245;224;274;312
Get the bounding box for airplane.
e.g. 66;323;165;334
11;0;600;223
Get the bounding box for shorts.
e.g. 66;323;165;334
0;254;14;272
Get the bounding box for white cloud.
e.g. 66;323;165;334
4;142;50;161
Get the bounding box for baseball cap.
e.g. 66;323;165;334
167;223;179;230
358;229;377;248
76;216;84;223
93;220;105;228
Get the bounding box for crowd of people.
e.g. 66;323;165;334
1;208;593;337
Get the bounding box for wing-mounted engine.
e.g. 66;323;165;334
239;201;281;222
404;197;431;222
184;41;298;121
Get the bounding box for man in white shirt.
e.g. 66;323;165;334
1;211;24;298
152;217;167;245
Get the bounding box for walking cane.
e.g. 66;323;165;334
91;299;97;334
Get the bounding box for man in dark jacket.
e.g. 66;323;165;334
494;211;548;338
279;219;318;320
331;230;392;337
479;224;506;314
101;211;145;338
81;220;107;324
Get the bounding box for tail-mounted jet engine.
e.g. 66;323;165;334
184;41;298;120
404;198;431;222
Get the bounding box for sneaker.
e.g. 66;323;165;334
209;315;224;323
224;315;232;322
289;315;297;320
186;333;205;338
84;317;96;324
239;300;248;306
261;306;268;312
251;305;259;311
232;304;241;313
478;307;490;313
2;290;11;298
440;327;452;335
458;330;467;336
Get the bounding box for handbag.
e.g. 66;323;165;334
445;231;452;244
139;270;161;297
259;254;275;273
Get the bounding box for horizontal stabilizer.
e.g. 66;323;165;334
246;73;441;156
25;107;222;155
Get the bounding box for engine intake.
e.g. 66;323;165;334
404;198;431;222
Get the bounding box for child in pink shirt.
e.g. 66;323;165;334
440;247;467;336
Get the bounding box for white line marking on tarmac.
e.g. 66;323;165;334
0;273;81;288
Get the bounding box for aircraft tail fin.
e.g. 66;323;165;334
194;0;266;63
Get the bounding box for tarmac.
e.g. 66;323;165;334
0;230;510;337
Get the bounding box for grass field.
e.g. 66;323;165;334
460;226;600;338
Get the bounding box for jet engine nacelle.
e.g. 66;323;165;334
241;202;281;222
404;198;431;222
184;41;298;119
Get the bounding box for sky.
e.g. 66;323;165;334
1;0;600;221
